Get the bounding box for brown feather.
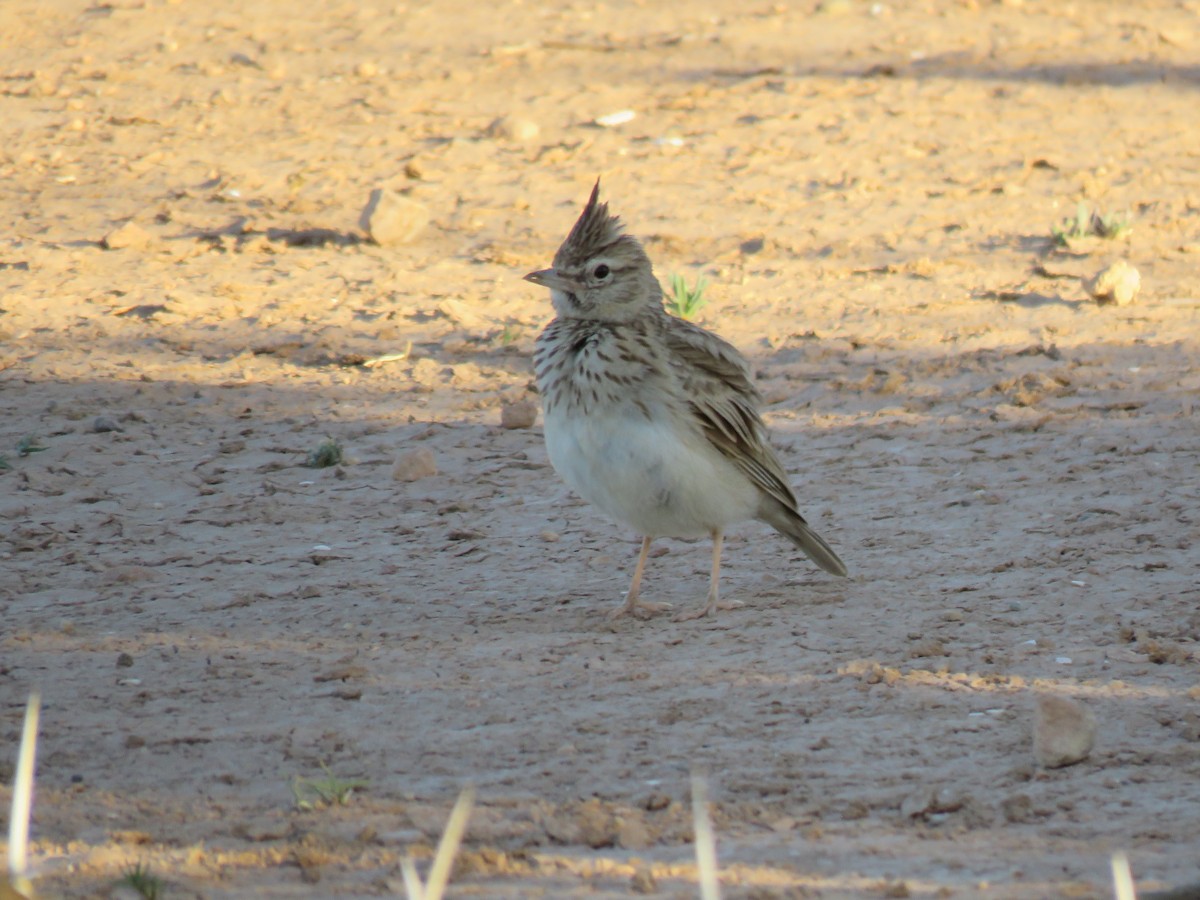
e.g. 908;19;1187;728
662;316;848;577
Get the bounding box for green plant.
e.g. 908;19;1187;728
665;272;710;320
305;437;343;468
1051;201;1132;246
292;762;368;809
117;862;163;900
16;436;47;457
1094;209;1133;240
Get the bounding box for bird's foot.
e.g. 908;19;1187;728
608;596;673;620
672;597;745;622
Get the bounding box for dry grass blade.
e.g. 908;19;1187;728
399;858;426;900
400;786;475;900
6;690;41;900
362;341;414;368
1113;852;1138;900
424;787;475;900
691;773;721;900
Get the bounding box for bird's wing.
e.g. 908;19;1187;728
662;317;799;512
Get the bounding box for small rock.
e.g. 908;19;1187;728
116;652;134;668
1000;793;1034;824
392;447;437;482
360;188;428;245
500;398;537;429
577;800;617;849
1084;260;1140;306
594;109;635;128
93;415;123;433
102;221;154;250
1033;694;1096;768
615;815;651;851
641;792;670;812
486;115;540;142
908;637;946;658
630;868;658;893
900;786;964;820
541;812;581;845
355;60;379;79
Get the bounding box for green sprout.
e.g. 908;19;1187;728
666;273;710;320
16;436;47;457
292;762;369;810
116;862;163;900
305;437;343;468
1051;201;1132;246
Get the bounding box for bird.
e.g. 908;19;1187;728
526;180;847;620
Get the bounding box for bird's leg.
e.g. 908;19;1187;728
674;529;744;621
609;535;672;619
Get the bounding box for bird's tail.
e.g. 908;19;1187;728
760;504;848;577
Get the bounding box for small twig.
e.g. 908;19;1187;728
362;341;414;368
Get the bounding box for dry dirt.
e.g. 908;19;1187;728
3;0;1200;897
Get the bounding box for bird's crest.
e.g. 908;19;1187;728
554;179;627;266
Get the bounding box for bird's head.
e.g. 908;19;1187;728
524;180;659;322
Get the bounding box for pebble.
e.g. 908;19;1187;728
615;815;651;850
500;398;537;429
595;109;636;127
486;115;540;142
92;415;123;433
1033;694;1096;768
1084;260;1140;306
1000;793;1034;824
630;867;658;893
900;786;964;820
102;221;154;250
359;188;428;245
392;447;437;482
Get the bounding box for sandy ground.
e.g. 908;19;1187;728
3;0;1200;897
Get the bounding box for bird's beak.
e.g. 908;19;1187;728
524;268;577;293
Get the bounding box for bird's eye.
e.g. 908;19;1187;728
593;263;610;280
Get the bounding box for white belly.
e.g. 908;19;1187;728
543;406;759;538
